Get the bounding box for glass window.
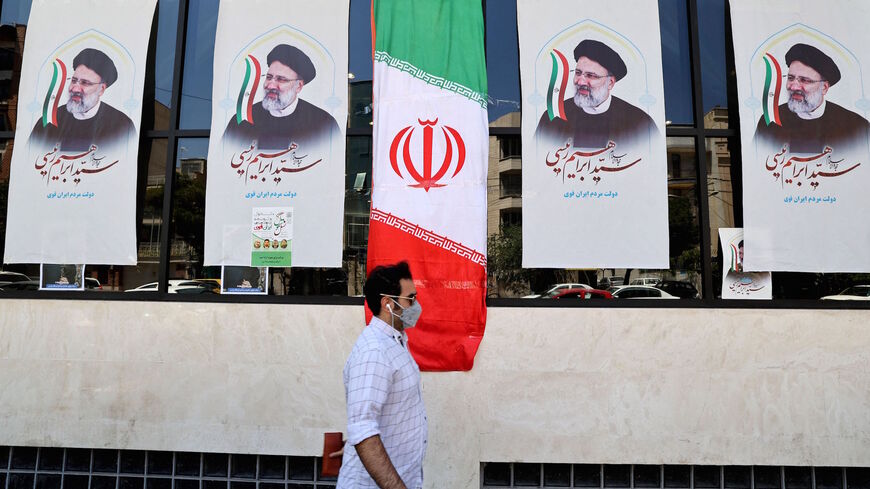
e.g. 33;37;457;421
0;139;167;292
659;0;694;126
179;0;219;129
348;0;373;129
0;140;10;261
0;0;31;27
89;139;170;292
485;0;520;124
149;0;180;131
168;138;214;291
698;0;730;128
0;8;28;132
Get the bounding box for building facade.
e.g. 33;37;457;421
0;1;869;488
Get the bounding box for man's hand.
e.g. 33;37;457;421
355;434;406;489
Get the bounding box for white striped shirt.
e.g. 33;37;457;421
337;317;428;489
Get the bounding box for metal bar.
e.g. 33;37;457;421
156;0;191;294
686;0;715;300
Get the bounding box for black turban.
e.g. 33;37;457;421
73;48;118;87
573;39;627;81
785;43;841;86
266;44;316;84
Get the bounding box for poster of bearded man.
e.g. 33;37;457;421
3;0;156;265
731;0;870;272
204;0;348;267
517;0;669;268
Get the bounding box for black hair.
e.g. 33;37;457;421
738;240;744;248
364;261;412;316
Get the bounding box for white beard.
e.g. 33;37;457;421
66;90;100;114
573;83;609;109
262;88;296;112
787;88;823;115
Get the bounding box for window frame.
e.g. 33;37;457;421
0;0;869;309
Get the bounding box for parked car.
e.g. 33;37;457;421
125;280;217;294
552;288;614;300
0;271;32;283
655;280;699;299
610;285;679;299
607;276;625;286
629;277;660;286
522;283;592;299
84;278;103;290
0;280;40;291
820;285;870;301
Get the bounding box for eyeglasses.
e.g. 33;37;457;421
574;70;611;81
264;74;300;84
69;77;103;88
785;75;826;85
380;292;417;305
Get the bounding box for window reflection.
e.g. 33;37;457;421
485;0;520;123
179;0;219;129
0;21;26;132
0;0;31;27
698;0;730;128
168;138;212;290
659;0;694;126
149;0;179;130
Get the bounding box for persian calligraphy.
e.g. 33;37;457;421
231;142;322;184
726;274;767;296
545;140;641;184
765;145;860;189
34;145;118;186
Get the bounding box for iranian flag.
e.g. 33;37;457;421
367;0;488;371
762;52;782;126
235;54;261;125
41;58;66;127
547;49;569;121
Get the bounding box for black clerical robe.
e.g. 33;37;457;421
536;96;658;151
755;101;870;154
30;103;136;153
223;99;340;151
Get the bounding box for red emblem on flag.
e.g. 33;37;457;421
389;118;466;191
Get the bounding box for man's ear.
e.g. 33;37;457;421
821;81;830;96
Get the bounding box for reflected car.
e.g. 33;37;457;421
552;288;614;300
655;280;699;299
629;277;660;286
820;285;870;301
125;280;217;294
522;283;592;299
0;280;40;291
610;285;679;299
84;278;103;290
0;271;32;283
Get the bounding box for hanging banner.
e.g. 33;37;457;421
731;0;870;272
367;0;488;371
204;0;348;267
3;0;156;265
517;0;669;268
718;228;772;299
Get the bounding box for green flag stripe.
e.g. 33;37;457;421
42;63;59;127
547;52;559;120
236;58;252;125
762;56;772;125
374;51;486;108
374;0;487;98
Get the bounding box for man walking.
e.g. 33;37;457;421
337;262;427;489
